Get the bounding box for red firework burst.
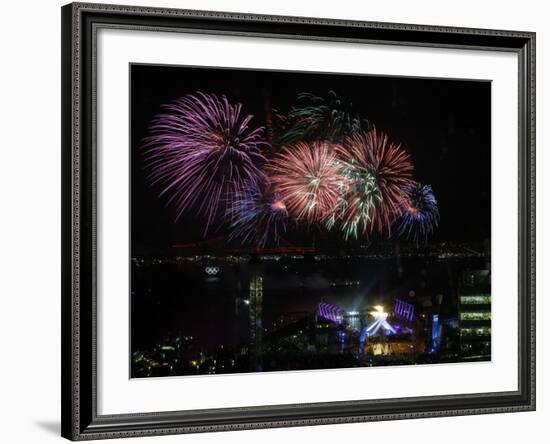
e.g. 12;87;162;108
335;128;414;235
268;141;347;224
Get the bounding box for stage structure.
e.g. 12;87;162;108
366;305;397;336
316;302;344;324
393;299;415;321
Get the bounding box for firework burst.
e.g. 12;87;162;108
268;141;348;224
277;91;371;146
325;166;379;241
142;92;268;233
397;183;439;243
227;182;289;247
331;128;414;238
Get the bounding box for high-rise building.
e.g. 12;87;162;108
248;266;264;371
458;269;491;359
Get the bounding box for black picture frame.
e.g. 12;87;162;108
61;2;536;440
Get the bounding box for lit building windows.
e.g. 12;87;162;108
460;295;491;304
460;327;491;337
460;312;491;321
458;269;491;359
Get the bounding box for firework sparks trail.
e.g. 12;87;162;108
278;91;371;146
397;182;440;243
268;141;348;224
227;181;289;247
325;165;378;241
331;128;414;239
142;92;268;234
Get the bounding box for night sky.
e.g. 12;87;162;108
130;64;491;255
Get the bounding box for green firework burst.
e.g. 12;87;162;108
278;91;371;146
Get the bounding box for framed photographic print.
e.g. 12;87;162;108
61;2;536;440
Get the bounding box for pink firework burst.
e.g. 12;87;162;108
142;92;268;233
268;141;348;224
335;128;414;236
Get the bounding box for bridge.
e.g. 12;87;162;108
172;233;316;255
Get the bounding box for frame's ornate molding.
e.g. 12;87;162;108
61;2;536;440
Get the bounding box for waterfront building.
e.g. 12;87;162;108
458;269;491;359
